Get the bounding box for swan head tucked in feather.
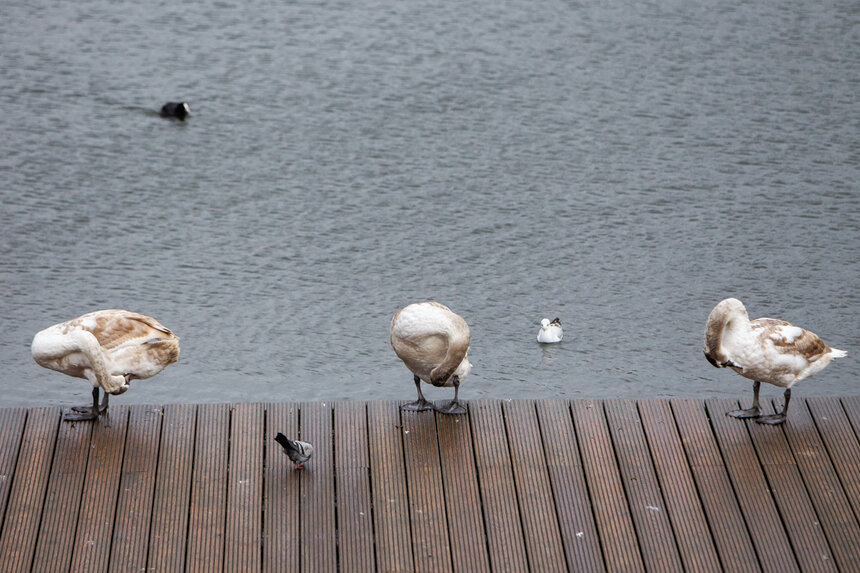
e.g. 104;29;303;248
450;353;472;382
703;298;748;368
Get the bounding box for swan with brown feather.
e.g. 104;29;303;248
390;302;471;415
32;309;180;422
704;298;846;425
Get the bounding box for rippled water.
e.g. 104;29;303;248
1;0;857;408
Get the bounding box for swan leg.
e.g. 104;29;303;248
727;381;762;419
65;387;101;422
71;388;109;414
435;376;467;415
757;388;790;425
402;375;434;411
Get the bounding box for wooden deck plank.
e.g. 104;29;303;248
603;399;683;573
435;406;490;573
637;399;722;572
534;399;604;572
671;399;761;572
705;398;800;573
108;405;163;572
503;399;567;572
69;406;130;573
841;396;860;451
30;414;92;573
570;400;644;573
807;398;860;525
334;401;376;573
0;408;59;573
3;396;860;573
402;407;452;573
299;401;336;572
469;399;529;573
367;401;414;573
0;408;26;536
844;397;860;426
779;398;860;572
147;403;197;573
740;397;836;572
264;402;300;573
226;402;264;573
186;403;230;573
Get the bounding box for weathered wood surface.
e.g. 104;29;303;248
1;397;859;572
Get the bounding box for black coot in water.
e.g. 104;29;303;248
160;102;190;120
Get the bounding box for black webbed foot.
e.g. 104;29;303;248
434;400;467;415
64;407;99;422
402;399;434;412
727;407;761;419
755;413;786;425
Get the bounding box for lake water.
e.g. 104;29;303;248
1;0;857;408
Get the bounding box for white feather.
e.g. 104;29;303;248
537;318;563;343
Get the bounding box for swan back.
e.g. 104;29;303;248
390;302;471;387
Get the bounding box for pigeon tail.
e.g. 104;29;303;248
274;432;291;450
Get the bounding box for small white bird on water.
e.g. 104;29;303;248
704;298;846;425
390;301;472;415
537;317;563;343
31;309;180;422
274;433;313;469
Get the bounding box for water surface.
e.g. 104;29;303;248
1;0;857;407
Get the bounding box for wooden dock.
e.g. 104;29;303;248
1;397;860;572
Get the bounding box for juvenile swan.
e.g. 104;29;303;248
32;310;180;422
704;298;846;425
390;302;471;415
537;317;563;343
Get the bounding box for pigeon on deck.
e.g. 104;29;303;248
274;433;314;469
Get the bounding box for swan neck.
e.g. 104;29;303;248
705;301;752;361
718;314;754;355
70;330;113;389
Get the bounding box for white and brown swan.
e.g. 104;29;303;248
704;298;846;425
32;309;180;422
390;301;472;415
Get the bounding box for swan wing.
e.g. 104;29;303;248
74;310;177;350
752;318;830;362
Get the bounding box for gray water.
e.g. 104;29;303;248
1;0;858;409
